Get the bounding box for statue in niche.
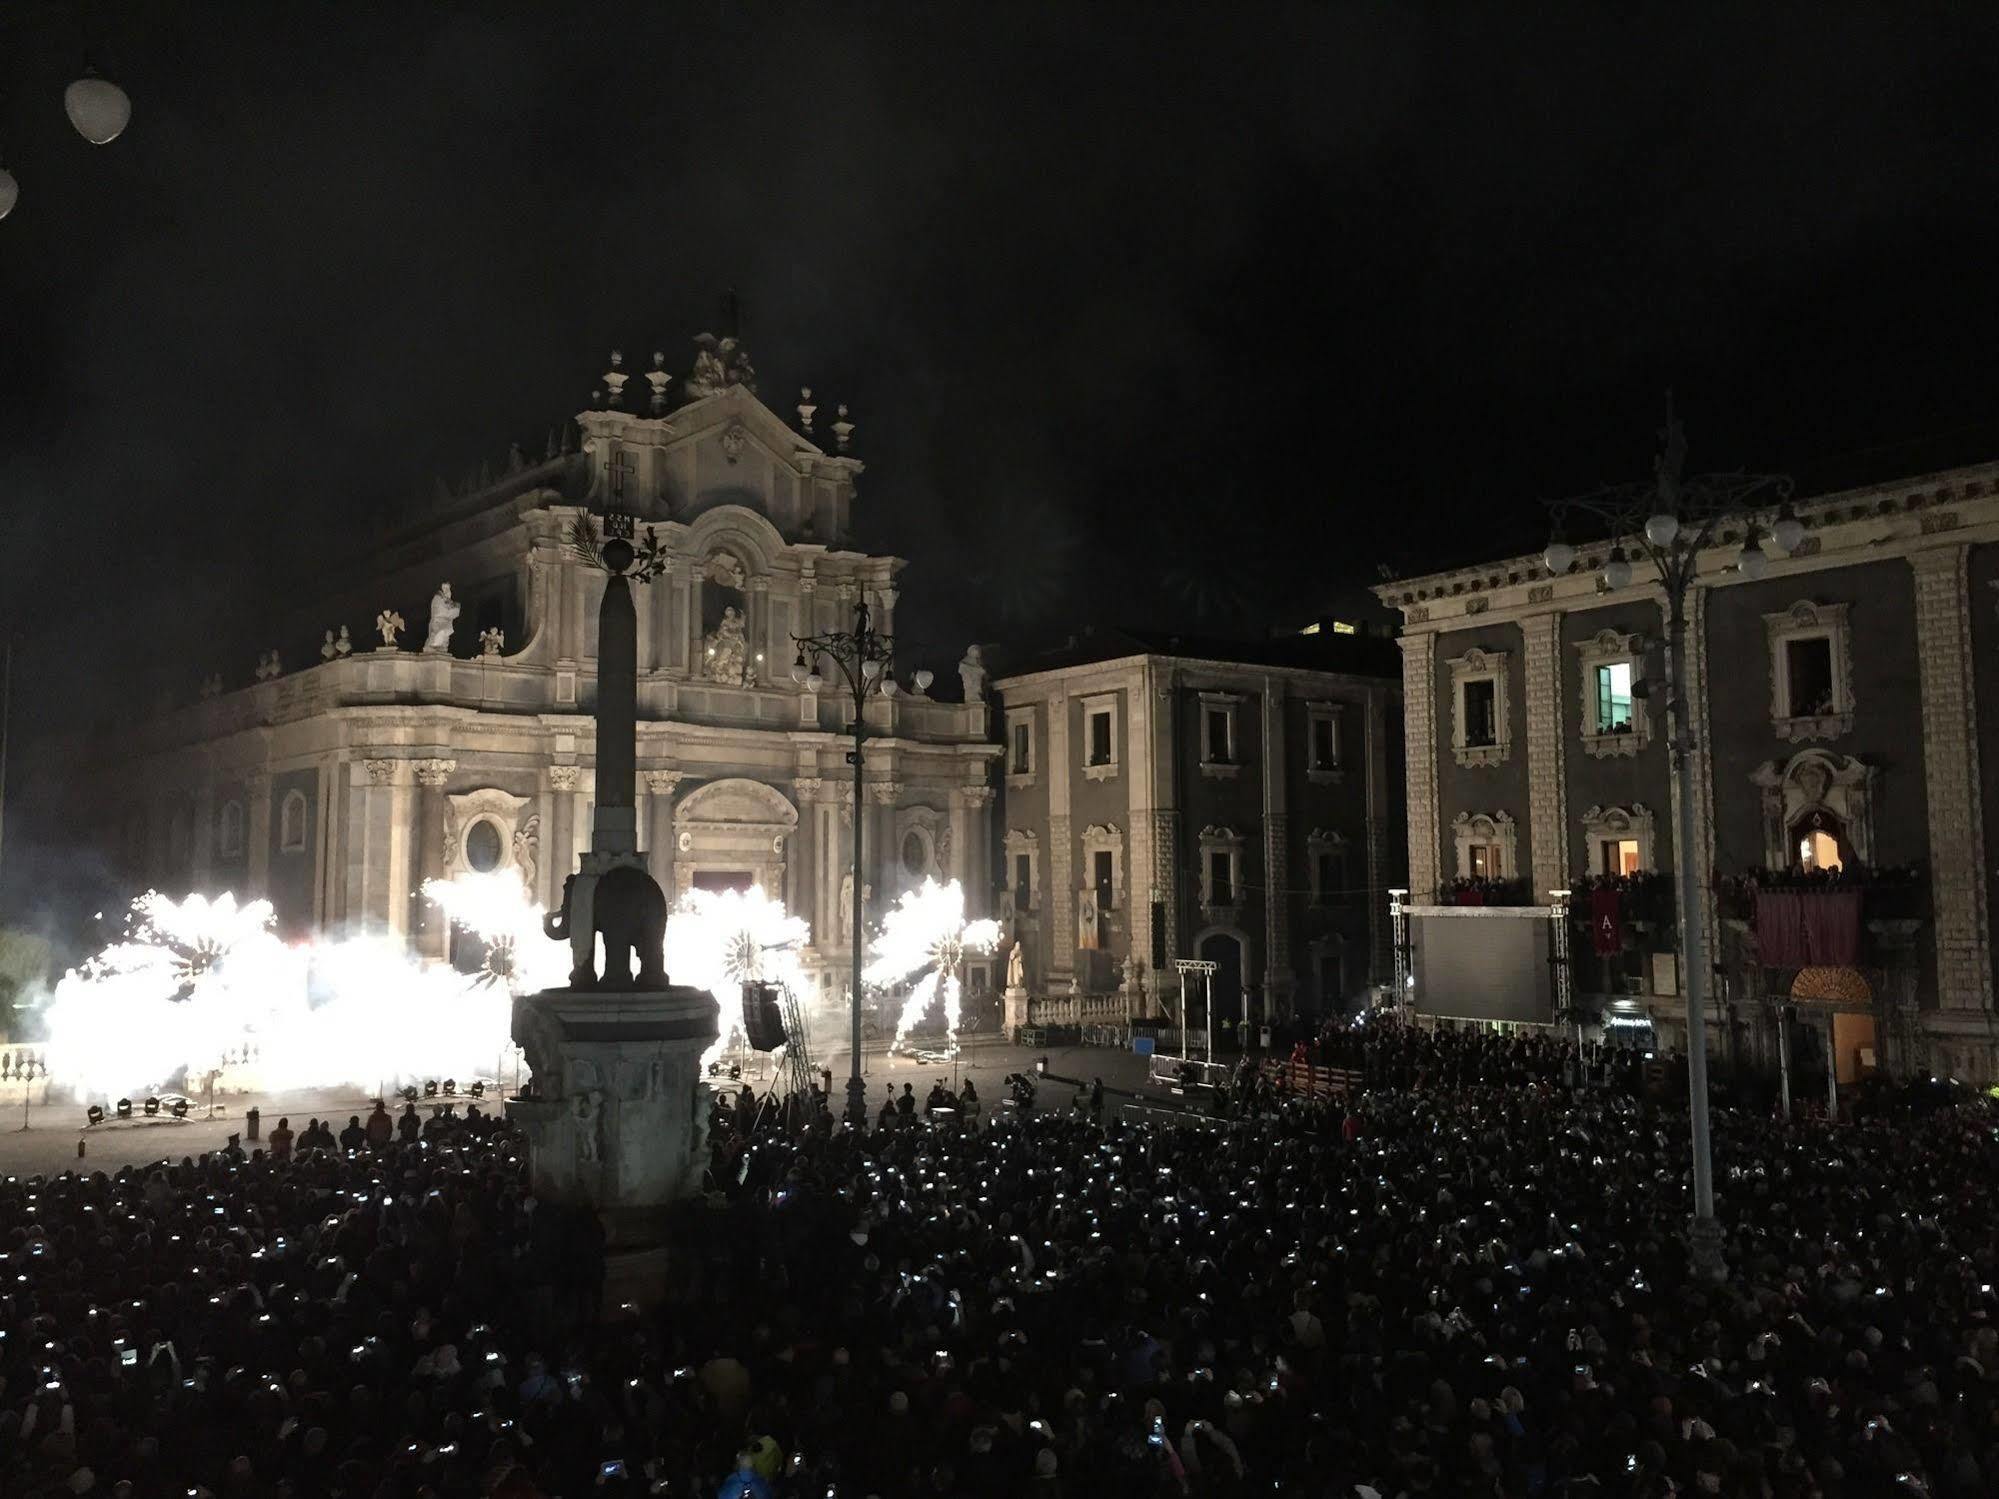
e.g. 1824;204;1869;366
703;606;749;685
1006;940;1025;991
512;814;541;896
705;552;747;590
423;584;460;654
838;874;874;936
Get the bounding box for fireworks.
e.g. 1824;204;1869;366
863;879;1000;1053
420;871;568;994
662;886;809;1068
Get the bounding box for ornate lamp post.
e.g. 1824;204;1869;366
792;599;898;1125
1542;399;1796;1281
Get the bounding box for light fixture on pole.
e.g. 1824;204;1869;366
792;599;897;1127
0;162;16;222
1542;395;1794;1283
64;70;132;146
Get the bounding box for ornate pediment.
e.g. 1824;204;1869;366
674;777;799;830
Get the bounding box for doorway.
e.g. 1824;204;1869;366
692;869;753;894
1197;931;1245;1028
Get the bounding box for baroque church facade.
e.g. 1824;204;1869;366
89;336;1000;1001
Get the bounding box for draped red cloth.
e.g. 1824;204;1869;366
1589;887;1623;956
1754;888;1861;966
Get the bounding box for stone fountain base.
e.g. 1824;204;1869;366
507;984;719;1310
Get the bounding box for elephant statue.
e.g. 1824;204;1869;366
543;866;669;991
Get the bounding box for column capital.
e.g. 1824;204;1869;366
957;784;996;808
549;764;582;792
868;780;902;806
793;776;826;802
644;770;685;797
413;757;457;788
364;758;399;787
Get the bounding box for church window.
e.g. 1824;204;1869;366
1197;691;1244;779
464;818;504;873
279;790;308;854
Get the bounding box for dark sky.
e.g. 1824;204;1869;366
8;3;1999;723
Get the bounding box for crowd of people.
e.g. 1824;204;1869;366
4;1021;1999;1498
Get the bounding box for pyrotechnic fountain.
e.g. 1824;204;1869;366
662;885;809;1070
864;878;1000;1055
504;503;718;1308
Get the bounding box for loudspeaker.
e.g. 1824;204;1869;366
742;982;787;1052
1150;902;1167;970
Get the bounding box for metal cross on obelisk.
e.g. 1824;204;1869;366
541;507;674;989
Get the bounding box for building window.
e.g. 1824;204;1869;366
1197;825;1245;910
1080;694;1120;781
1579;803;1655;879
217;800;245;860
1197;692;1243;779
1763;600;1854;741
1307;828;1350;906
464;818;505;872
279;790;309;854
1798;828;1842;873
1575;629;1651;758
1079;822;1125;911
1450;810;1518;881
1306;702;1344;784
1004;708;1036;784
1003;829;1040;912
1446;649;1511;768
902;829;930;878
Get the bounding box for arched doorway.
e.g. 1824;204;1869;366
1197;931;1245;1029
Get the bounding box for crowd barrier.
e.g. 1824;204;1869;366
1261;1057;1363;1100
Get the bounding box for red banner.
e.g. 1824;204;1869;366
1590;887;1623;956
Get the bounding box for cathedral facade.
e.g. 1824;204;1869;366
90;338;1000;999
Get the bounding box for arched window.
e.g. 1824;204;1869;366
279;790;308;854
217;800;245;860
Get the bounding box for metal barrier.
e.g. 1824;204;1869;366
1118;1101;1227;1132
1149;1055;1232;1092
1261;1059;1362;1100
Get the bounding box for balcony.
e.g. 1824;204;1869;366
1436;877;1536;907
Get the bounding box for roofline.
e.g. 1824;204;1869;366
1371;455;1999;607
993;649;1401;695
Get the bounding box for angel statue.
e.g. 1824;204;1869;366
376;609;406;648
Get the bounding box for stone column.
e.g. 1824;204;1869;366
411;759;457;959
1364;685;1390;985
245;772;273;901
1260;676;1291;1012
960;784;995;916
547;766;580;905
746;576;770;685
947;786;973;888
1399;634;1440;901
644;771;682;900
870;781;901;909
345;758;413;938
1522;612;1568;897
1047;689;1073;977
1910;545;1993;1011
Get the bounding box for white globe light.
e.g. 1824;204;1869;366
0;168;16;222
1738;538;1769;580
861;657;882;681
804;671;825;693
914;669;935;692
1771;513;1804;555
789;655;809;685
1542;540;1575;575
1602;552;1633;590
1644;512;1680;548
882;678;900;698
65;75;132;146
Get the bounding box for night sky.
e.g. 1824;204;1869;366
7;4;1999;728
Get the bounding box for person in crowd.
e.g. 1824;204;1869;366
338;1114;367;1151
265;1115;294;1163
397;1100;422;1144
364;1099;393;1148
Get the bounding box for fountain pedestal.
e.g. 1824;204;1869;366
508;984;718;1308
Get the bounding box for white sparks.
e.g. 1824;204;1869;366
662;886;809;1069
862;879;1000;1054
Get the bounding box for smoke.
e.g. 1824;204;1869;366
862;879;999;1055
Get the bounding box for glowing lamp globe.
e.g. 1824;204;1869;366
861;657;882;681
1644;512;1679;548
0;168;16;221
804;670;825;693
65;75;132;146
914;669;934;693
790;653;809;685
1602;550;1633;590
1738;538;1769;580
1542;540;1575;575
882;678;900;698
1771;512;1804;555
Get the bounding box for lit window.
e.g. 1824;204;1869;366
1798;830;1842;873
1600;838;1641;877
1463;679;1497;748
1593;662;1634;735
1467;845;1498;879
1785;638;1835;718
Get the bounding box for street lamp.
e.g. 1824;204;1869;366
792;599;897;1126
1542;397;1794;1283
